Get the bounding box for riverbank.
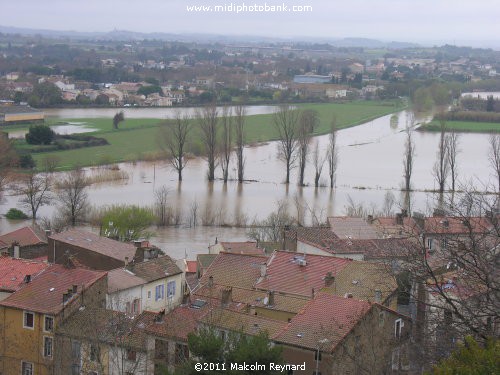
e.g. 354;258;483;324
10;100;404;171
419;120;500;133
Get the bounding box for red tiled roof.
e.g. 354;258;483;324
273;292;371;351
0;226;46;247
328;217;379;239
145;304;209;341
0;256;48;293
107;268;145;294
423;217;493;235
186;260;198;273
199;252;268;289
219;242;266;255
130;255;182;282
0;264;106;314
256;251;351;297
49;229;137;262
286;227;339;249
327;238;419;259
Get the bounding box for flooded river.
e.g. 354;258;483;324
1;106;497;260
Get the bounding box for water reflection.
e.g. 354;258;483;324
1;109;496;259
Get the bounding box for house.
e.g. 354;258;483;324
55;307;153;375
0;264;107;375
0;226;48;259
0;255;48;301
106;255;184;314
274;292;411;374
208;241;266;255
48;229;142;271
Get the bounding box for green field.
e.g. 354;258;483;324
10;100;404;170
422;120;500;133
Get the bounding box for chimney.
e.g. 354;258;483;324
45;229;52;237
63;293;69;304
374;289;382;303
367;215;374;224
260;263;267;278
13;244;20;259
248;304;256;315
267;290;275;306
72;285;78;294
67;288;73;297
208;275;214;288
396;213;403;225
24;275;31;283
324;272;335;287
221;287;232;306
124;257;129;267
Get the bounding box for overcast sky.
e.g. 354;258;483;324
2;0;499;46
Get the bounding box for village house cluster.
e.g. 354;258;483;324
0;207;497;374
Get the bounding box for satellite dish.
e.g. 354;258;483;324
263;297;269;305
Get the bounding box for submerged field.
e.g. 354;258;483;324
421;120;500;133
9;100;404;170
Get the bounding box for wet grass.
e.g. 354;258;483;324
22;100;404;170
421;120;500;133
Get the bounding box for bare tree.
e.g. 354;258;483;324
15;172;52;220
56;168;89;226
312;140;326;188
273;105;299;184
433;120;449;193
488;134;500;192
197;103;218;181
160;112;190;181
234;102;246;183
446;131;460;192
327;116;338;189
219;106;233;183
297;109;318;186
0;135;18;201
247;199;294;243
154;185;170;226
403;126;415;191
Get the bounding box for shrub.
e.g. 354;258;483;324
25;125;55;145
5;208;29;220
19;154;36;169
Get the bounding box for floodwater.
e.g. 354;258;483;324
461;91;500;100
1;107;497;260
7;122;98;139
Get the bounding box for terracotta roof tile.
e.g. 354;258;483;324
199;253;268;289
107;268;145;294
0;256;49;293
0;264;106;314
0;226;46;247
145;304;209;341
49;229;137;262
328;217;380;239
219;242;266;255
273;292;371;351
256;251;351;297
321;262;398;302
186;260;198;273
129;255;182;282
423;217;493;234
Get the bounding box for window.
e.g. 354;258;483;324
23;311;34;329
427;238;433;251
21;361;33;375
132;298;140;314
441;239;448;249
44;315;54;332
167;281;176;298
71;340;81;360
71;364;80;375
155;284;164;301
395;318;403;338
127;349;137;361
175;343;189;364
43;336;53;358
126;302;131;314
148;290;152;299
90;344;100;362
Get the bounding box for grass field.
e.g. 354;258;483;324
422;120;500;133
10;100;404;170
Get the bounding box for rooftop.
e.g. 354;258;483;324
256;251;351;297
0;226;47;248
218;241;266;255
274;292;371;351
49;228;137;263
0;264;106;314
328;217;380;240
129;255;182;282
0;256;49;293
107;268;145;294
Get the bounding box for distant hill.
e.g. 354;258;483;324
0;24;419;48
